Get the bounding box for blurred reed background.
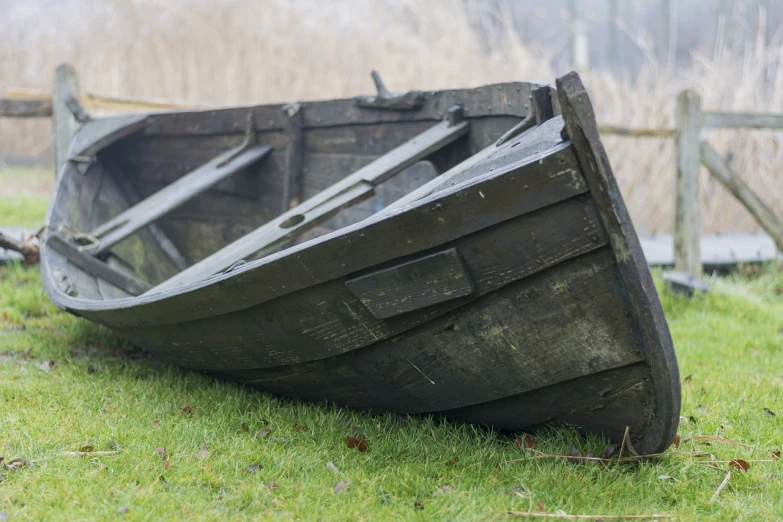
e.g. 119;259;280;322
1;0;782;234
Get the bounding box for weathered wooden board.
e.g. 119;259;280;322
88;144;272;255
674;90;702;277
210;249;644;414
45;232;151;296
345;247;474;319
116;195;605;369
68;115;149;160
88;134;585;327
148;118;470;292
52;64;80;175
445;363;650;430
140;83;536;136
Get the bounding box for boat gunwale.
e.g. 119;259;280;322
41;134;574;320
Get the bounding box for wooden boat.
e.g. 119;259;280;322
41;72;680;454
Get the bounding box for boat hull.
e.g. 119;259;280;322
41;73;680;454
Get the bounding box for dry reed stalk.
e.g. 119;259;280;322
3;0;783;234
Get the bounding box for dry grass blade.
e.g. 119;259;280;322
710;472;732;503
507;512;673;519
692;436;753;448
61;451;118;458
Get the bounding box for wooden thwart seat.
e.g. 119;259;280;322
46;232;151;296
147;114;470;293
86;143;272;255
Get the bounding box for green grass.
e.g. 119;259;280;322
1;208;782;520
0;164;52;228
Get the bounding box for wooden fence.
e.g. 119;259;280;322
2;66;783;279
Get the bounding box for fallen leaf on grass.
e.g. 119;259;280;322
672;435;681;449
334;480;350;494
729;459;751;471
771;451;781;460
245;464;263;472
195;445;210;460
601;443;617;459
5;458;27;470
264;482;279;490
292;423;308;432
413;501;424;510
445;456;459;466
80;445;94;453
155;448;168;460
432;484;453;496
180;405;194;415
682;374;693;383
346;436;368;452
38;360;56;371
537;501;546;512
253;429;272;440
514;433;537;449
326;461;339;474
567;445;582;465
763;408;776;417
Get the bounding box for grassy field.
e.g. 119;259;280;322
1;182;782;520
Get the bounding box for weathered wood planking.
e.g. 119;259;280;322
210;249;644;414
445;362;650;430
148;118;470;293
557;72;679;454
40;75;681;454
69;115;149;160
88;145;272;255
82;136;585;327
116;196;604;369
140;83;536;136
345;247;474;319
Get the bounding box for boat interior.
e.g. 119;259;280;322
44;77;558;302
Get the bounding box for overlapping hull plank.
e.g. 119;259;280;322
40;73;680;455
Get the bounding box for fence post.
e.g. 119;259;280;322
674;90;702;278
52;64;80;177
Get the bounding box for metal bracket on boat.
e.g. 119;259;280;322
355;70;425;111
217;111;257;167
64;93;91;124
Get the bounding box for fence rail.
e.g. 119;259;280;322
3;66;783;279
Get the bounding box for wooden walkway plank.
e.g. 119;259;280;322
148;117;470;293
87;144;272;255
